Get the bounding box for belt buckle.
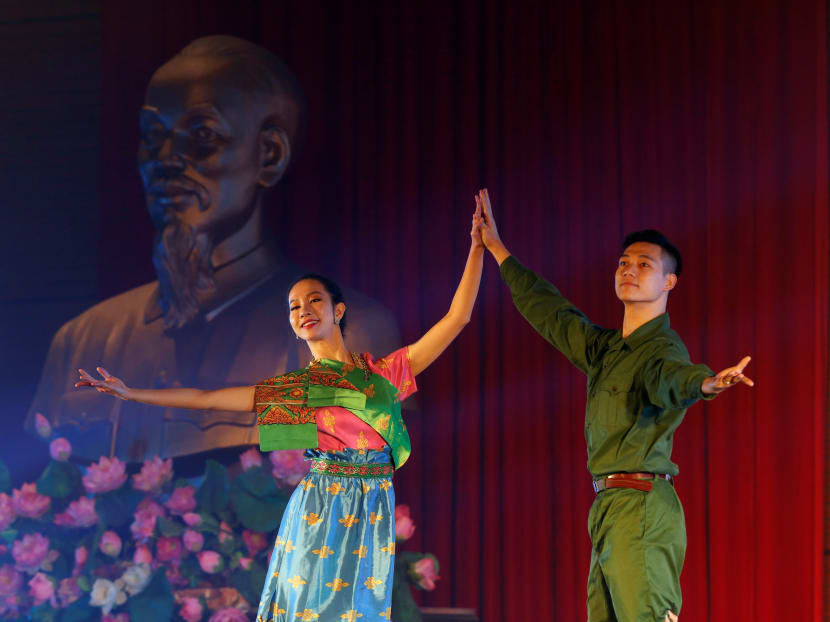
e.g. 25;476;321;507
592;479;602;493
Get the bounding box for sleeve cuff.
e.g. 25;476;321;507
498;254;523;286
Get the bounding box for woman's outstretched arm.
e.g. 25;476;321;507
75;367;255;412
407;189;486;376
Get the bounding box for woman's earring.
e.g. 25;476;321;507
335;317;340;325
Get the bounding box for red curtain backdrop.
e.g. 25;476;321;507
99;2;827;620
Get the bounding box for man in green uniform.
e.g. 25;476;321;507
472;189;753;621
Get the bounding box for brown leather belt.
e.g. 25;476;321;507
592;472;673;493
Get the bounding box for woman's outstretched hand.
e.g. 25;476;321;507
474;188;511;264
75;367;131;401
471;192;485;249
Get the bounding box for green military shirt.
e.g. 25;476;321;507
500;255;715;477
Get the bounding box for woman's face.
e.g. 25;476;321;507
288;279;345;342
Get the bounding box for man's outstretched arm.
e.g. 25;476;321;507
475;189;607;374
644;351;754;410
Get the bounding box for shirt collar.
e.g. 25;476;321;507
621;312;671;349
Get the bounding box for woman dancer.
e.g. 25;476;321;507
75;190;489;621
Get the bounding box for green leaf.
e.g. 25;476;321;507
95;486;143;527
157;515;185;537
390;579;422;622
1;529;18;543
196;460;229;514
37;460;82;499
229;467;287;532
31;603;58;622
126;568;174;622
0;459;10;493
58;599;98;622
190;512;220;533
218;533;238;556
76;574;91;591
230;560;267;608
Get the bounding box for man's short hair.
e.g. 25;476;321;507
622;229;682;276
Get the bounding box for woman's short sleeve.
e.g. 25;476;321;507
365;347;418;401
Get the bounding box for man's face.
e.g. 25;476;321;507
138;55;267;238
614;241;676;303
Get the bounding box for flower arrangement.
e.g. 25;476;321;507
1;414;439;621
391;505;441;622
0;415;302;621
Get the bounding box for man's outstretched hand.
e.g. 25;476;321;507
701;356;754;395
474;188;511;264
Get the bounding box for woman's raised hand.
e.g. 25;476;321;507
75;367;131;401
471;191;485;248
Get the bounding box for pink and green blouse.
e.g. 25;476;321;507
254;347;416;469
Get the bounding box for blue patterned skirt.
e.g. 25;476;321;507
256;447;396;621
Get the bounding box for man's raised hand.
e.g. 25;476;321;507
475;188;511;264
701;356;754;395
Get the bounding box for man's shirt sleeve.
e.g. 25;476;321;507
499;255;605;374
641;343;716;409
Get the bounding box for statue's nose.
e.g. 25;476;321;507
152;151;186;177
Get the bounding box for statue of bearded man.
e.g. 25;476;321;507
25;36;401;466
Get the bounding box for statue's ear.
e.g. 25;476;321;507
258;124;291;188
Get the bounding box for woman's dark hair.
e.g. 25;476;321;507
622;229;683;276
287;273;347;335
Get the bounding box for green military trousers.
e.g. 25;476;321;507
586;478;686;621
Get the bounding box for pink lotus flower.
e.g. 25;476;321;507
197;550;223;574
156;536;183;563
165;486;196;515
0;564;22;596
132;456;173;492
54;496;98;528
179;596;204;622
182;512;202;526
34;413;52;439
137;498;167;517
133;545;153;565
73;546;88;575
130;499;166;542
12;533;50;573
218;521;233;544
0;593;21;618
49;437;72;461
269;449;309;487
0;493;15;531
183;529;204;552
99;530;122;557
82;457;127;494
242;530;267;556
208;607;248;622
28;572;55;606
58;576;82;607
395;504;416;541
410;556;440;591
11;483;51;519
238;556;253;570
239;448;263;471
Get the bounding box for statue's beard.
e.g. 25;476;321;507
152;220;217;331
